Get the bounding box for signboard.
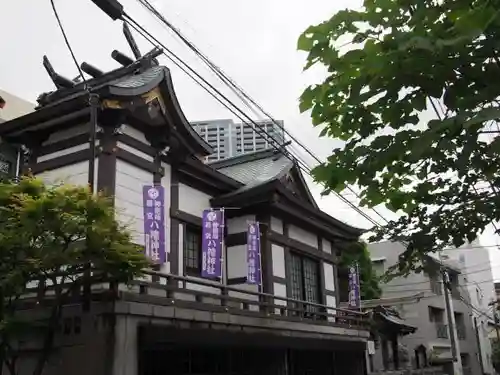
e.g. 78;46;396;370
201;209;223;278
348;262;361;310
0;159;10;175
246;222;261;285
142;185;166;264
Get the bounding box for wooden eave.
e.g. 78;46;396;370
289;163;318;209
1;65;212;158
0;96;89;139
211;179;363;241
173;156;243;195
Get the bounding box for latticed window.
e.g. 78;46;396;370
184;225;201;275
288;252;321;315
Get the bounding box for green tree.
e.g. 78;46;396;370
298;0;500;277
340;242;381;300
0;177;149;375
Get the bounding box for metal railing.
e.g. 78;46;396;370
436;323;449;339
23;269;370;330
372;370;445;375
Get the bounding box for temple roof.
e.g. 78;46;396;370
0;47;212;156
211;148;293;194
372;306;417;336
210;148;364;239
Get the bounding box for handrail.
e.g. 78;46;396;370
23;268;370;327
143;269;368;317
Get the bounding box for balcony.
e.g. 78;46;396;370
436;323;449;339
372;369;444;375
24;269;370;339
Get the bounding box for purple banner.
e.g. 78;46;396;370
143;185;166;264
246;222;261;285
348;263;361;310
201;209;223;278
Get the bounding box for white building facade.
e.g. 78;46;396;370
444;242;496;375
191;118;285;162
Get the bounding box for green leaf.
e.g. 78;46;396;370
464;107;500;128
299;0;500;277
297;32;314;52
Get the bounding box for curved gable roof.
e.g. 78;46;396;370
0;63;212;156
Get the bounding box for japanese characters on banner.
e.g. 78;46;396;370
348;263;361;310
246;222;261;285
142;185;166;264
201;209;224;279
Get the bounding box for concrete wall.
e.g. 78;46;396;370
368;241;481;374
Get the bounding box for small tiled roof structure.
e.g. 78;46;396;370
211;149;293;196
372;305;417;336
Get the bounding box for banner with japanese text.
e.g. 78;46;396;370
142;185;166;264
348;263;361;310
246;222;261;285
201;209;223;278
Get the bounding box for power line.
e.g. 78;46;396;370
119;13;382;229
49;0;87;89
132;0;388;228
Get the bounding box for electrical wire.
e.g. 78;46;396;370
49;0;87;90
122;13;383;228
428;96;500;237
132;0;388;228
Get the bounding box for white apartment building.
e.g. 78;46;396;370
191;119;285;162
0;89;34;177
443;241;496;375
0;89;34;123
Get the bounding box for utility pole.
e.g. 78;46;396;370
492;301;500;342
443;269;464;375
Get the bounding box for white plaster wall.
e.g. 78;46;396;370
178;183;211;217
226;242;259;307
37;143;90;163
322;239;332;254
270;216;283;234
117;142;153;162
121;125;150;144
323;262;335;291
114;160;153;246
288;224;318;248
35;160;97;188
227;244;247;279
227;215;255;234
42;123;88;145
326;294;337;322
274;282;287;315
272;244;285;278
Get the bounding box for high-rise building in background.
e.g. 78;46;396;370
0;90;34;177
0;89;34;123
191;119;285;161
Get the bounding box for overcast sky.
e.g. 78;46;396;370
1;0;499;278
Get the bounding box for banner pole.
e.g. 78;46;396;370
257;221;263;292
221;207;227;287
356;262;361;312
